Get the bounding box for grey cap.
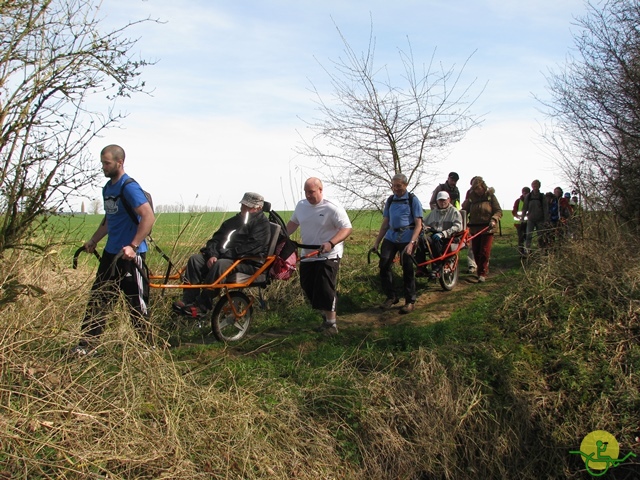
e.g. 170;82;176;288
436;191;450;201
240;192;264;208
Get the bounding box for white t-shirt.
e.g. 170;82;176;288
290;198;352;261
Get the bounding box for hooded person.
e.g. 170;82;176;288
173;192;271;317
461;177;502;282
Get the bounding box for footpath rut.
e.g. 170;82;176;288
338;269;504;329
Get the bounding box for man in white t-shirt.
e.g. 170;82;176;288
287;177;352;335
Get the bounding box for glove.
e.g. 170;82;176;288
432;233;443;241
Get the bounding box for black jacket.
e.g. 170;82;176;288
201;211;270;261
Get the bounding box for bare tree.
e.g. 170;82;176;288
0;0;155;252
298;23;483;210
542;0;640;228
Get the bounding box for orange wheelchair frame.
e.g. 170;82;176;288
74;219;292;343
145;221;286;342
414;225;488;291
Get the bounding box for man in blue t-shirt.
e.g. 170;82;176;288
73;144;155;355
372;173;423;314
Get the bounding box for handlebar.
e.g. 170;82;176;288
301;250;322;260
72;246;101;269
72;246;148;283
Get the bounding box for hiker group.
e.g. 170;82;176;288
512;180;578;256
76;145;571;351
75;146;352;353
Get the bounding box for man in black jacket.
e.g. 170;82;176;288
174;192;270;317
429;172;461;210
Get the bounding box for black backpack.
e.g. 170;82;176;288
385;192;421;227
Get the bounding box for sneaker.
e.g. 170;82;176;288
477;276;486;283
379;297;399;309
185;304;209;319
399;302;415;314
172;300;188;314
315;321;338;335
467;266;477;275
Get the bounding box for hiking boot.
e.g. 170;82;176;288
315;320;338;335
399;302;415;314
379;297;399;309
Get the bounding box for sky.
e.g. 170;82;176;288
81;0;589;213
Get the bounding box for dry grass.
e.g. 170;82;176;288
1;216;640;478
0;250;345;479
497;218;640;475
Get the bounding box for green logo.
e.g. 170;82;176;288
570;430;636;476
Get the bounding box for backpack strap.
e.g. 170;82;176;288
119;178;140;225
386;192;418;232
102;177;139;226
386;192;417;211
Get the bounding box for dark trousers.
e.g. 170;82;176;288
81;251;149;343
471;233;494;277
299;258;340;312
379;238;416;303
183;253;259;309
515;223;526;247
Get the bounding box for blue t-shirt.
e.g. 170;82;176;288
103;174;149;254
383;193;423;243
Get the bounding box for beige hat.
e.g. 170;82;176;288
436;191;450;201
240;192;264;208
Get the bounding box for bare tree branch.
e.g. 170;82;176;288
541;0;640;228
0;0;156;251
298;20;484;210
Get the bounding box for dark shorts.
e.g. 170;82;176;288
299;258;340;312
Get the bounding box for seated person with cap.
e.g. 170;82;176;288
423;191;463;277
173;192;271;318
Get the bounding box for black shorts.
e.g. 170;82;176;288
299;258;340;312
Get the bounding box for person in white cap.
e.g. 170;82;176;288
173;192;270;318
422;191;463;277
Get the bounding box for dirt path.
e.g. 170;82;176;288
339;269;503;329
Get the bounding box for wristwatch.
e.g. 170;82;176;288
128;243;139;252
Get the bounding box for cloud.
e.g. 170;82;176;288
80;0;587;213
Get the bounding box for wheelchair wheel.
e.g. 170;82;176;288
211;291;253;342
439;254;459;291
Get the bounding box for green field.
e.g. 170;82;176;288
55;208;517;262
